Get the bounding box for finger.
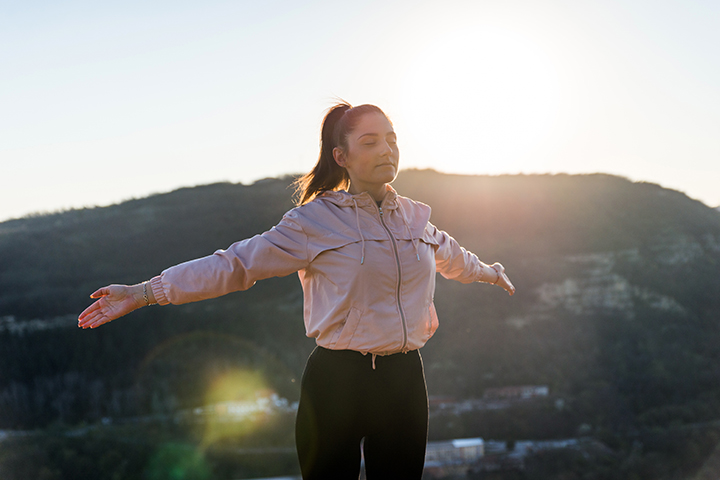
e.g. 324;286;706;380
90;287;109;299
498;273;514;295
88;316;111;329
79;298;107;320
84;318;101;329
81;314;104;328
79;301;101;320
79;308;107;327
80;310;101;324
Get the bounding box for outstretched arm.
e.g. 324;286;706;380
78;211;310;329
428;223;515;296
78;282;156;329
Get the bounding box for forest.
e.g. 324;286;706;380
1;170;720;479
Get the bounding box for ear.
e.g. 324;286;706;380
333;147;346;167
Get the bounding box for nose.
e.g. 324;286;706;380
380;140;393;156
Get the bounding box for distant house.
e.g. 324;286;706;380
423;437;484;478
425;437;484;464
483;385;549;400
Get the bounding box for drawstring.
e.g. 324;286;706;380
398;203;421;262
351;197;366;265
351;194;419;265
369;351;408;370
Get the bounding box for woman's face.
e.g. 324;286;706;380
333;112;399;199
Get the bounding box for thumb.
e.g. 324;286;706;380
90;287;109;299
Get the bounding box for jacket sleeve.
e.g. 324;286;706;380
150;210;309;305
428;222;490;284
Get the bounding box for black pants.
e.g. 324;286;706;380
295;347;429;480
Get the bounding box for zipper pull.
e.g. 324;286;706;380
379;207;383;217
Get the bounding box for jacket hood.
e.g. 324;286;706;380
314;185;428;266
318;185;400;211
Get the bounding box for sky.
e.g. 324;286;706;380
1;0;719;223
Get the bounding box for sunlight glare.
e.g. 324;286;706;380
397;25;563;175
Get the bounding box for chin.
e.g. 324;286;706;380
383;172;398;183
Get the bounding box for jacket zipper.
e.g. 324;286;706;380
378;205;408;351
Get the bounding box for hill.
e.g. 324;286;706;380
1;170;719;442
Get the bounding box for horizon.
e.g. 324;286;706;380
2;169;716;224
2;0;719;222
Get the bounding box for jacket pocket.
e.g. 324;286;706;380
332;307;363;350
424;302;440;341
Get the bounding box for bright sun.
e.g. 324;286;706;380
396;25;563;175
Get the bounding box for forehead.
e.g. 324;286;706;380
351;112;394;137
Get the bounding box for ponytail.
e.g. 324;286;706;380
294;102;389;205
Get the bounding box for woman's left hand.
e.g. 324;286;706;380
491;263;515;296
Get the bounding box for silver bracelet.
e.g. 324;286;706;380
491;265;501;285
143;281;156;306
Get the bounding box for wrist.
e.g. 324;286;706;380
480;264;497;284
491;265;501;285
129;284;146;309
131;282;156;308
142;281;157;306
480;263;502;285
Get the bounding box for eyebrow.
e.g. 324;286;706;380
358;131;396;139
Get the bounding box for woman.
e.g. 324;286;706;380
78;103;515;479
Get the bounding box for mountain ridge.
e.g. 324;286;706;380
1;170;719;440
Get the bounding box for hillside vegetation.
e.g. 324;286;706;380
1;171;719;452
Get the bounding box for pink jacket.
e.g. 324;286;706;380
150;186;494;355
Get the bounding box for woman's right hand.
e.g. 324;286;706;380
78;284;145;329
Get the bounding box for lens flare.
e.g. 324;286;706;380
199;368;276;447
135;331;299;449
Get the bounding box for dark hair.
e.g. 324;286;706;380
294;102;390;205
